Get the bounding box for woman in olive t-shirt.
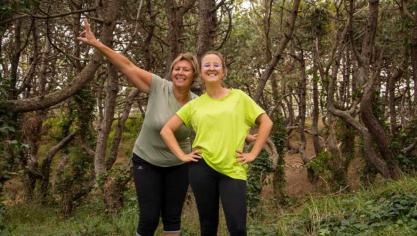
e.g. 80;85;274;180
78;19;199;236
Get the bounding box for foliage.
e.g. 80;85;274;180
0;77;28;234
0;0;39;29
270;113;289;206
271;114;287;158
277;176;417;236
53;146;94;215
307;151;332;180
335;120;356;163
4;197;137;235
5;175;417;235
391;118;417;172
108;115;144;159
247;150;273;213
73;87;96;146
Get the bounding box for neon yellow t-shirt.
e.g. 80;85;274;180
176;89;265;180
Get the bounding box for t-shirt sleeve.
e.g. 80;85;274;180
149;74;165;96
241;91;265;126
176;101;192;128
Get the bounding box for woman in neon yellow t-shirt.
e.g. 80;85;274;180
161;51;273;235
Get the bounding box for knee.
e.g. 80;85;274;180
229;228;246;236
162;216;181;232
138;211;159;234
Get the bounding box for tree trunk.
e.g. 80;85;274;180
358;0;400;179
196;0;217;58
165;0;196;68
296;51;308;164
312;65;321;155
103;167;131;213
39;132;76;203
106;89;139;170
94;64;119;182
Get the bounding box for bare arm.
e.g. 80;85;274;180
236;113;273;164
160;115;201;162
77;19;152;93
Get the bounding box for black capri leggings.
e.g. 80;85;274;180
189;159;247;236
132;153;189;236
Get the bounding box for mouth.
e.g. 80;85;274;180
174;76;187;82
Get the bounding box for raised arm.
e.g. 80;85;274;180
160;115;201;162
236;113;273;164
77;19;152;93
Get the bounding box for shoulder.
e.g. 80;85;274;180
151;74;171;87
150;74;172;94
231;89;251;99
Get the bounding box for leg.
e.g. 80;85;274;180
132;154;162;236
219;176;247;236
161;163;189;235
189;160;220;236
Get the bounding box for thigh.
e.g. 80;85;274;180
219;176;247;235
189;160;220;235
132;154;163;221
189;160;219;210
161;163;189;231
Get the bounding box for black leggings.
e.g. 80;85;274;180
132;153;189;236
189;159;247;236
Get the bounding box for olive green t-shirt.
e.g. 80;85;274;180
176;89;265;180
132;74;197;167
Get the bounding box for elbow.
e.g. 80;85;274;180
160;126;168;140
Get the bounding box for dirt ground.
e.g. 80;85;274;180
283;131;318;196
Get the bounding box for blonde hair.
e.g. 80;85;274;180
168;52;200;81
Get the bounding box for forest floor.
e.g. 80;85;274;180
284;131;317;196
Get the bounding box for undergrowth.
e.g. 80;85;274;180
3;176;417;235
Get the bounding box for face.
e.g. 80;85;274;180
200;54;225;84
171;60;194;89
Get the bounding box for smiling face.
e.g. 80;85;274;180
171;60;194;89
200;53;225;84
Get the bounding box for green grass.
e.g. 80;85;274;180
276;175;417;236
3;176;417;236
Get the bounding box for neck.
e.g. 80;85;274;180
173;86;190;105
205;82;228;99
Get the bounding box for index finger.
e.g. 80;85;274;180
83;18;91;31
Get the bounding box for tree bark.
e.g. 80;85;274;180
294;50;308;164
94;64;119;181
196;0;217;58
39;132;76;202
106;89;139;170
358;0;400;179
312;64;321;155
165;0;196;67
